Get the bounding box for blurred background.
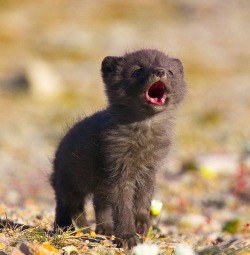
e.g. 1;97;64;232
0;0;249;212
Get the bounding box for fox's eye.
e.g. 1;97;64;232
167;70;174;76
132;68;145;78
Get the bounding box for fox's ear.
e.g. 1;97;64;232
170;58;186;104
101;56;122;74
170;58;184;77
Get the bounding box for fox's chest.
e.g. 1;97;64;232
103;121;171;174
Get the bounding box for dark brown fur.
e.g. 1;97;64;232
50;49;186;248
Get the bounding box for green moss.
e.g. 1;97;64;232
222;219;240;234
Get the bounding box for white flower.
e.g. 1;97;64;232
133;243;159;255
174;243;196;255
150;199;163;216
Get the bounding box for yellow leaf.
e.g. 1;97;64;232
200;166;216;179
75;232;83;237
110;235;116;241
89;230;96;238
0;242;5;250
41;242;58;253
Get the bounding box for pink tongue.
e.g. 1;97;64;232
146;81;167;105
147;95;167;105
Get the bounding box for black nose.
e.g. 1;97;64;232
154;68;166;78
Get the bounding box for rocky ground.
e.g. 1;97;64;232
0;1;250;254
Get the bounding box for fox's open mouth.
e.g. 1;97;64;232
146;81;167;105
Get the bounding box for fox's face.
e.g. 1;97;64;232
101;49;186;114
